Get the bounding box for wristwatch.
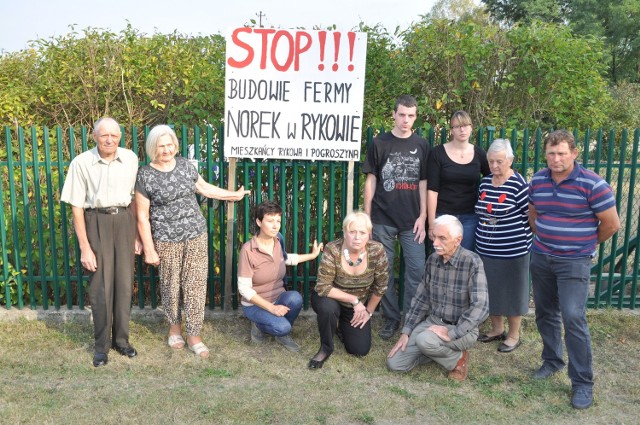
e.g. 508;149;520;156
352;298;360;306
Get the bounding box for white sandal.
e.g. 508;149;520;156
168;334;185;349
188;342;210;358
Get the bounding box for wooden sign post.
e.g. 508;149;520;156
223;157;237;312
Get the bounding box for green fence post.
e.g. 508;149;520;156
17;127;37;309
43;126;62;309
615;130;629;308
57;127;72;309
3;126;25;309
629;129;640;309
0;129;12;308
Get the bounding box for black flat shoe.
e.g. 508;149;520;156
308;358;326;369
308;351;330;369
498;339;521;353
477;331;507;343
114;345;137;358
93;352;108;367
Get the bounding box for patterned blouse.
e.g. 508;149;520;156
135;156;206;242
314;238;389;307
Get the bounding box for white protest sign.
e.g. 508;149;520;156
224;28;367;161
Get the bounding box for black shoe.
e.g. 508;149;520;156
379;320;399;340
114;345;137;358
477;331;507;343
497;339;521;353
308;351;330;369
93;352;108;367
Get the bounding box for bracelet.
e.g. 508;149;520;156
366;309;372;317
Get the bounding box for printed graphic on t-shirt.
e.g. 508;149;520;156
380;152;420;192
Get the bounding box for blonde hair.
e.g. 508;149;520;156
342;211;373;234
145;125;179;161
450;110;472;128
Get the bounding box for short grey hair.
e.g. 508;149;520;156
343;211;373;234
93;117;120;134
487;138;514;160
145;125;179;161
433;214;463;239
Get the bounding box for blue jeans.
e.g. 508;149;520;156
242;291;302;336
446;212;478;251
373;223;426;324
530;252;593;389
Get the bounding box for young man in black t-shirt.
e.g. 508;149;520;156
362;95;430;340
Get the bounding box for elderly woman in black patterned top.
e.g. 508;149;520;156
135;125;249;358
309;211;389;369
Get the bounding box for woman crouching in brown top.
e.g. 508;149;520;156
309;211;389;369
238;201;323;352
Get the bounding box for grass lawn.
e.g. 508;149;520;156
1;308;638;424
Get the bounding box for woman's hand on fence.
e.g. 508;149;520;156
311;240;324;258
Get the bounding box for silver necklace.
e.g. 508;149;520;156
343;249;365;266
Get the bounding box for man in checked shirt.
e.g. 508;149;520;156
387;214;489;381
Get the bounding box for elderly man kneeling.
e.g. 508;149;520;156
387;215;489;381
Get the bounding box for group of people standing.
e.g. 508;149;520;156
62;95;619;411
358;95;620;410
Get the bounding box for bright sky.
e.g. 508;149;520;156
0;0;437;53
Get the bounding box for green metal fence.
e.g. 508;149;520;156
1;125;639;311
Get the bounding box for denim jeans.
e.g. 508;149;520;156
530;252;593;389
373;223;426;324
450;212;479;251
242;291;302;337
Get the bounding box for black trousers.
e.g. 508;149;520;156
311;291;372;357
84;209;135;353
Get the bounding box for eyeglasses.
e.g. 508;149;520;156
451;124;471;131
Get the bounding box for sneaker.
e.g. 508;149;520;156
275;334;300;352
571;387;593;409
379;320;400;340
533;363;563;379
250;322;266;344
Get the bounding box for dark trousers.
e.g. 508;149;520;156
85;209;135;353
530;252;593;389
311;291;372;357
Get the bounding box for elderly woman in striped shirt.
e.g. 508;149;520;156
474;139;532;353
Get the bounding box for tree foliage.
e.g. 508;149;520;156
429;0;491;23
0;19;633;131
1;25;226;129
395;18;610;129
481;0;640;83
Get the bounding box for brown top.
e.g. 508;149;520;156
237;235;287;305
314;238;389;307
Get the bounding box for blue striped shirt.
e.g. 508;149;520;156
528;161;617;257
475;171;532;258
